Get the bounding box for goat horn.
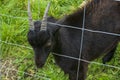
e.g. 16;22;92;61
28;0;34;30
41;2;51;30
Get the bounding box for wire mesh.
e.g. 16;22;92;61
0;0;120;80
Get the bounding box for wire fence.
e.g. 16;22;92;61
0;39;120;79
0;0;120;80
1;13;120;37
1;39;120;70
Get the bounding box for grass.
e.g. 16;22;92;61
0;0;120;80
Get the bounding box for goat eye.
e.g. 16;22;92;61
44;42;51;51
45;42;51;47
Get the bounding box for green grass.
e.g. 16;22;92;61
0;0;120;80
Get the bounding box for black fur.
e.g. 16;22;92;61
27;0;120;80
102;45;117;64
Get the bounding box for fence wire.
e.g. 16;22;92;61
0;39;120;79
1;13;120;37
76;0;86;79
0;40;120;70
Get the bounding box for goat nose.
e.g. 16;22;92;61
36;62;44;68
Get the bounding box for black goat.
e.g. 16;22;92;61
27;0;120;80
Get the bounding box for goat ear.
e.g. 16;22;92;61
47;16;60;36
47;16;58;23
47;23;60;36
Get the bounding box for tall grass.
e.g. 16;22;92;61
0;0;120;80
